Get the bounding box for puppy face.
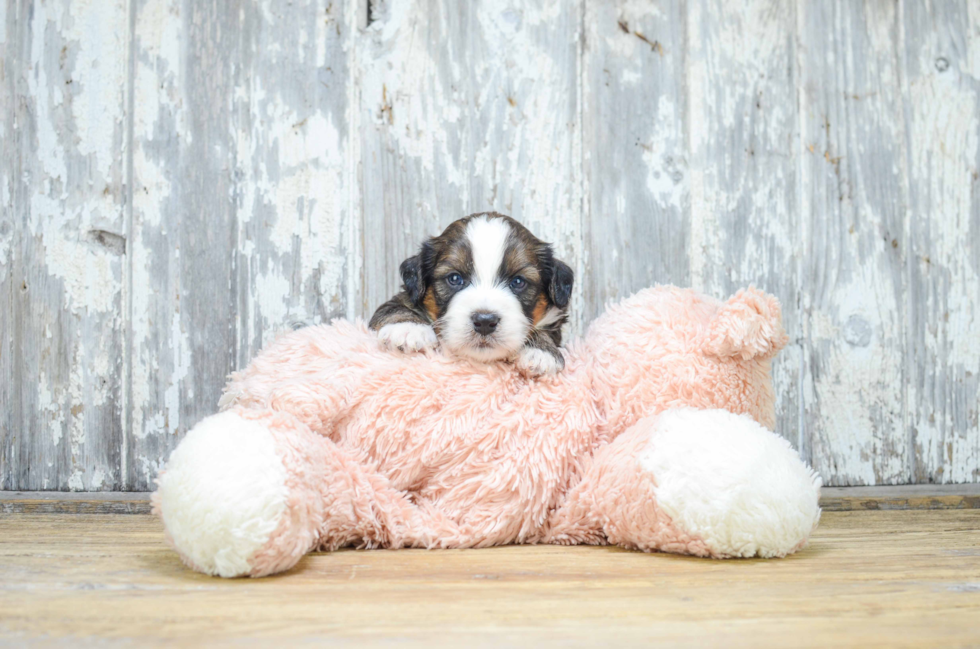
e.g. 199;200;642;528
401;213;573;362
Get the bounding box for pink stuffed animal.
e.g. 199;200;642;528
154;286;821;577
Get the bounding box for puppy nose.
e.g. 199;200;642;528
471;311;500;336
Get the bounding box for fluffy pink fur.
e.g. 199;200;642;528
159;286;801;577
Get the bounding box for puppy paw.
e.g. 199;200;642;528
516;347;564;377
378;322;438;353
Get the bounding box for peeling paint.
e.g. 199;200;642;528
41;220;119;314
905;3;980;483
37;378;65;447
134;0;185;143
163;307;191;438
685;0;801;457
0;175;10;268
643;97;686;216
4;0;979;490
234;7;351;355
66;0;128;181
2;0;127;491
800;0;913;486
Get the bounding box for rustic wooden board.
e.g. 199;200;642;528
357;0;468;315
686;0;802;449
1;0;129;490
903;1;980;484
126;0;244;490
581;0;690;329
125;0;354;490
0;491;152;514
799;0;911;485
4;485;980;514
3;0;980;490
232;0;355;338
357;0;584;323
819;484;980;511
1;511;979;646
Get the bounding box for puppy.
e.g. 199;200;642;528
368;212;574;376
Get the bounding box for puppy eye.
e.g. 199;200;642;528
446;273;464;287
509;276;526;291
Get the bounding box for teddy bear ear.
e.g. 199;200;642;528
703;287;790;360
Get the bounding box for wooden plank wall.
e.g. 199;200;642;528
1;0;978;490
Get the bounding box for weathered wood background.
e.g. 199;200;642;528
2;0;978;490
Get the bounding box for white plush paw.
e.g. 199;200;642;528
516;347;563;376
378;322;438;352
638;408;822;558
155;411;288;577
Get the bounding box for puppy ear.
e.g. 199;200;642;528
549;259;574;309
400;239;434;306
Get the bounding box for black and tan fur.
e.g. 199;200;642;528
369;213;574;372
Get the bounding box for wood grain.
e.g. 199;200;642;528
0;510;978;646
126;0;356;489
581;0;690;328
687;0;802;449
903;1;980;484
357;0;583;322
799;0;911;485
3;486;980;514
1;0;128;490
819;484;980;511
3;0;980;490
233;0;355;341
0;491;152;515
126;0;243;490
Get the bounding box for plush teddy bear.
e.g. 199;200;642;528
153;285;821;578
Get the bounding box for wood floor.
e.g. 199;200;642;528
1;510;979;647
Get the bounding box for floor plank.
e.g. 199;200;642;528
4;484;980;515
0;511;978;646
820;484;980;511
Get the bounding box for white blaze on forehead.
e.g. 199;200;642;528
465;215;512;286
